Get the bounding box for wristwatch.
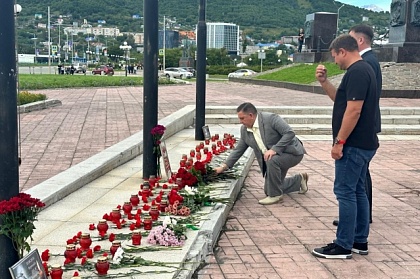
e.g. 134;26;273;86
334;137;346;145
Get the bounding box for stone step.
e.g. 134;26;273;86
288;124;420;135
205;114;420;125
205;106;420;116
201;106;420;135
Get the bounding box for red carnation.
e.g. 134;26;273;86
86;249;94;258
41;249;50;261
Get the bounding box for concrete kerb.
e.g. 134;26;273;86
26;105;196;207
18;99;62;113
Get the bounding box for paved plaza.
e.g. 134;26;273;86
19;82;420;278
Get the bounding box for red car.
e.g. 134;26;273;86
92;65;114;76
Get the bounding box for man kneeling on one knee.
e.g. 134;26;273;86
215;102;308;205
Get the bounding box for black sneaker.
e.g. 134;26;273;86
352;242;368;255
312;243;352;259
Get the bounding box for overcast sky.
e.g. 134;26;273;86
339;0;391;11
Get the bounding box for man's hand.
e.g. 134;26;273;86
331;144;343;160
315;64;327;83
215;166;225;174
264;150;276;161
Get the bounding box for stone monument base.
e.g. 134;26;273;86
293;52;334;63
376;43;420;63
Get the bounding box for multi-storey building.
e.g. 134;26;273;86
205;22;239;55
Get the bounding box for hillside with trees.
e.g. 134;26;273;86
17;0;390;39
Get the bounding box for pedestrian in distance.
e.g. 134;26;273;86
312;34;379;259
215;102;308;205
298;28;305;53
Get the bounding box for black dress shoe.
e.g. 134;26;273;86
333;219;372;226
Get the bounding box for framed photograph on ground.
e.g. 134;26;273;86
202;125;211;140
160;138;172;179
9;249;47;279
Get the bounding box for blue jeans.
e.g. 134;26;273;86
334;146;377;250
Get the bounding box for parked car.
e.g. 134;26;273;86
74;63;86;74
163;67;193;79
92;65;114;76
180;67;196;77
228;69;257;78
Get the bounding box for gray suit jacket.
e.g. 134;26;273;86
225;112;306;174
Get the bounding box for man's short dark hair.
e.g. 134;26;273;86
349;24;374;44
237;102;257;114
329;34;359;53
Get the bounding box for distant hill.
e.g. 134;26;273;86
17;0;390;40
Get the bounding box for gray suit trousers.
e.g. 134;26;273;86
264;152;304;197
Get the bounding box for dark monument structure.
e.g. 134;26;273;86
294;12;337;63
377;0;420;62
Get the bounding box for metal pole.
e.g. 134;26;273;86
58;23;61;63
195;0;207;140
163;15;166;71
143;0;159;179
0;1;21;277
125;50;128;76
48;6;51;74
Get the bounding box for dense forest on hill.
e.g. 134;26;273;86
17;0;390;39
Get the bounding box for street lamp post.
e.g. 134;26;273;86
119;41;132;77
31;37;37;63
257;49;265;73
85;50;92;66
337;4;345;37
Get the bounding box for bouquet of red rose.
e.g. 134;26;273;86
175;168;198;187
0;193;45;258
151;124;166;177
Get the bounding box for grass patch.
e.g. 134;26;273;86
18;74;173;90
18;91;47;105
255;63;344;84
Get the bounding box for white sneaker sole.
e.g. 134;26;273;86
312;249;352;259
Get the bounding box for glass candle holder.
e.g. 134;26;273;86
50;264;63;279
143;215;153;230
123;201;133;215
130;194;140;207
111;208;121;223
131;230;142;245
159;199;168;212
110;240;121;257
141;184;151;197
64;244;77;263
196;153;202;160
79;233;92;250
95;256;110;276
97;219;109;235
149;205;160;221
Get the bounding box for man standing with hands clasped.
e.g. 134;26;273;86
215;102;308;205
311;34;379;259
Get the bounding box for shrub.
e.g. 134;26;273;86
18;91;47;105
